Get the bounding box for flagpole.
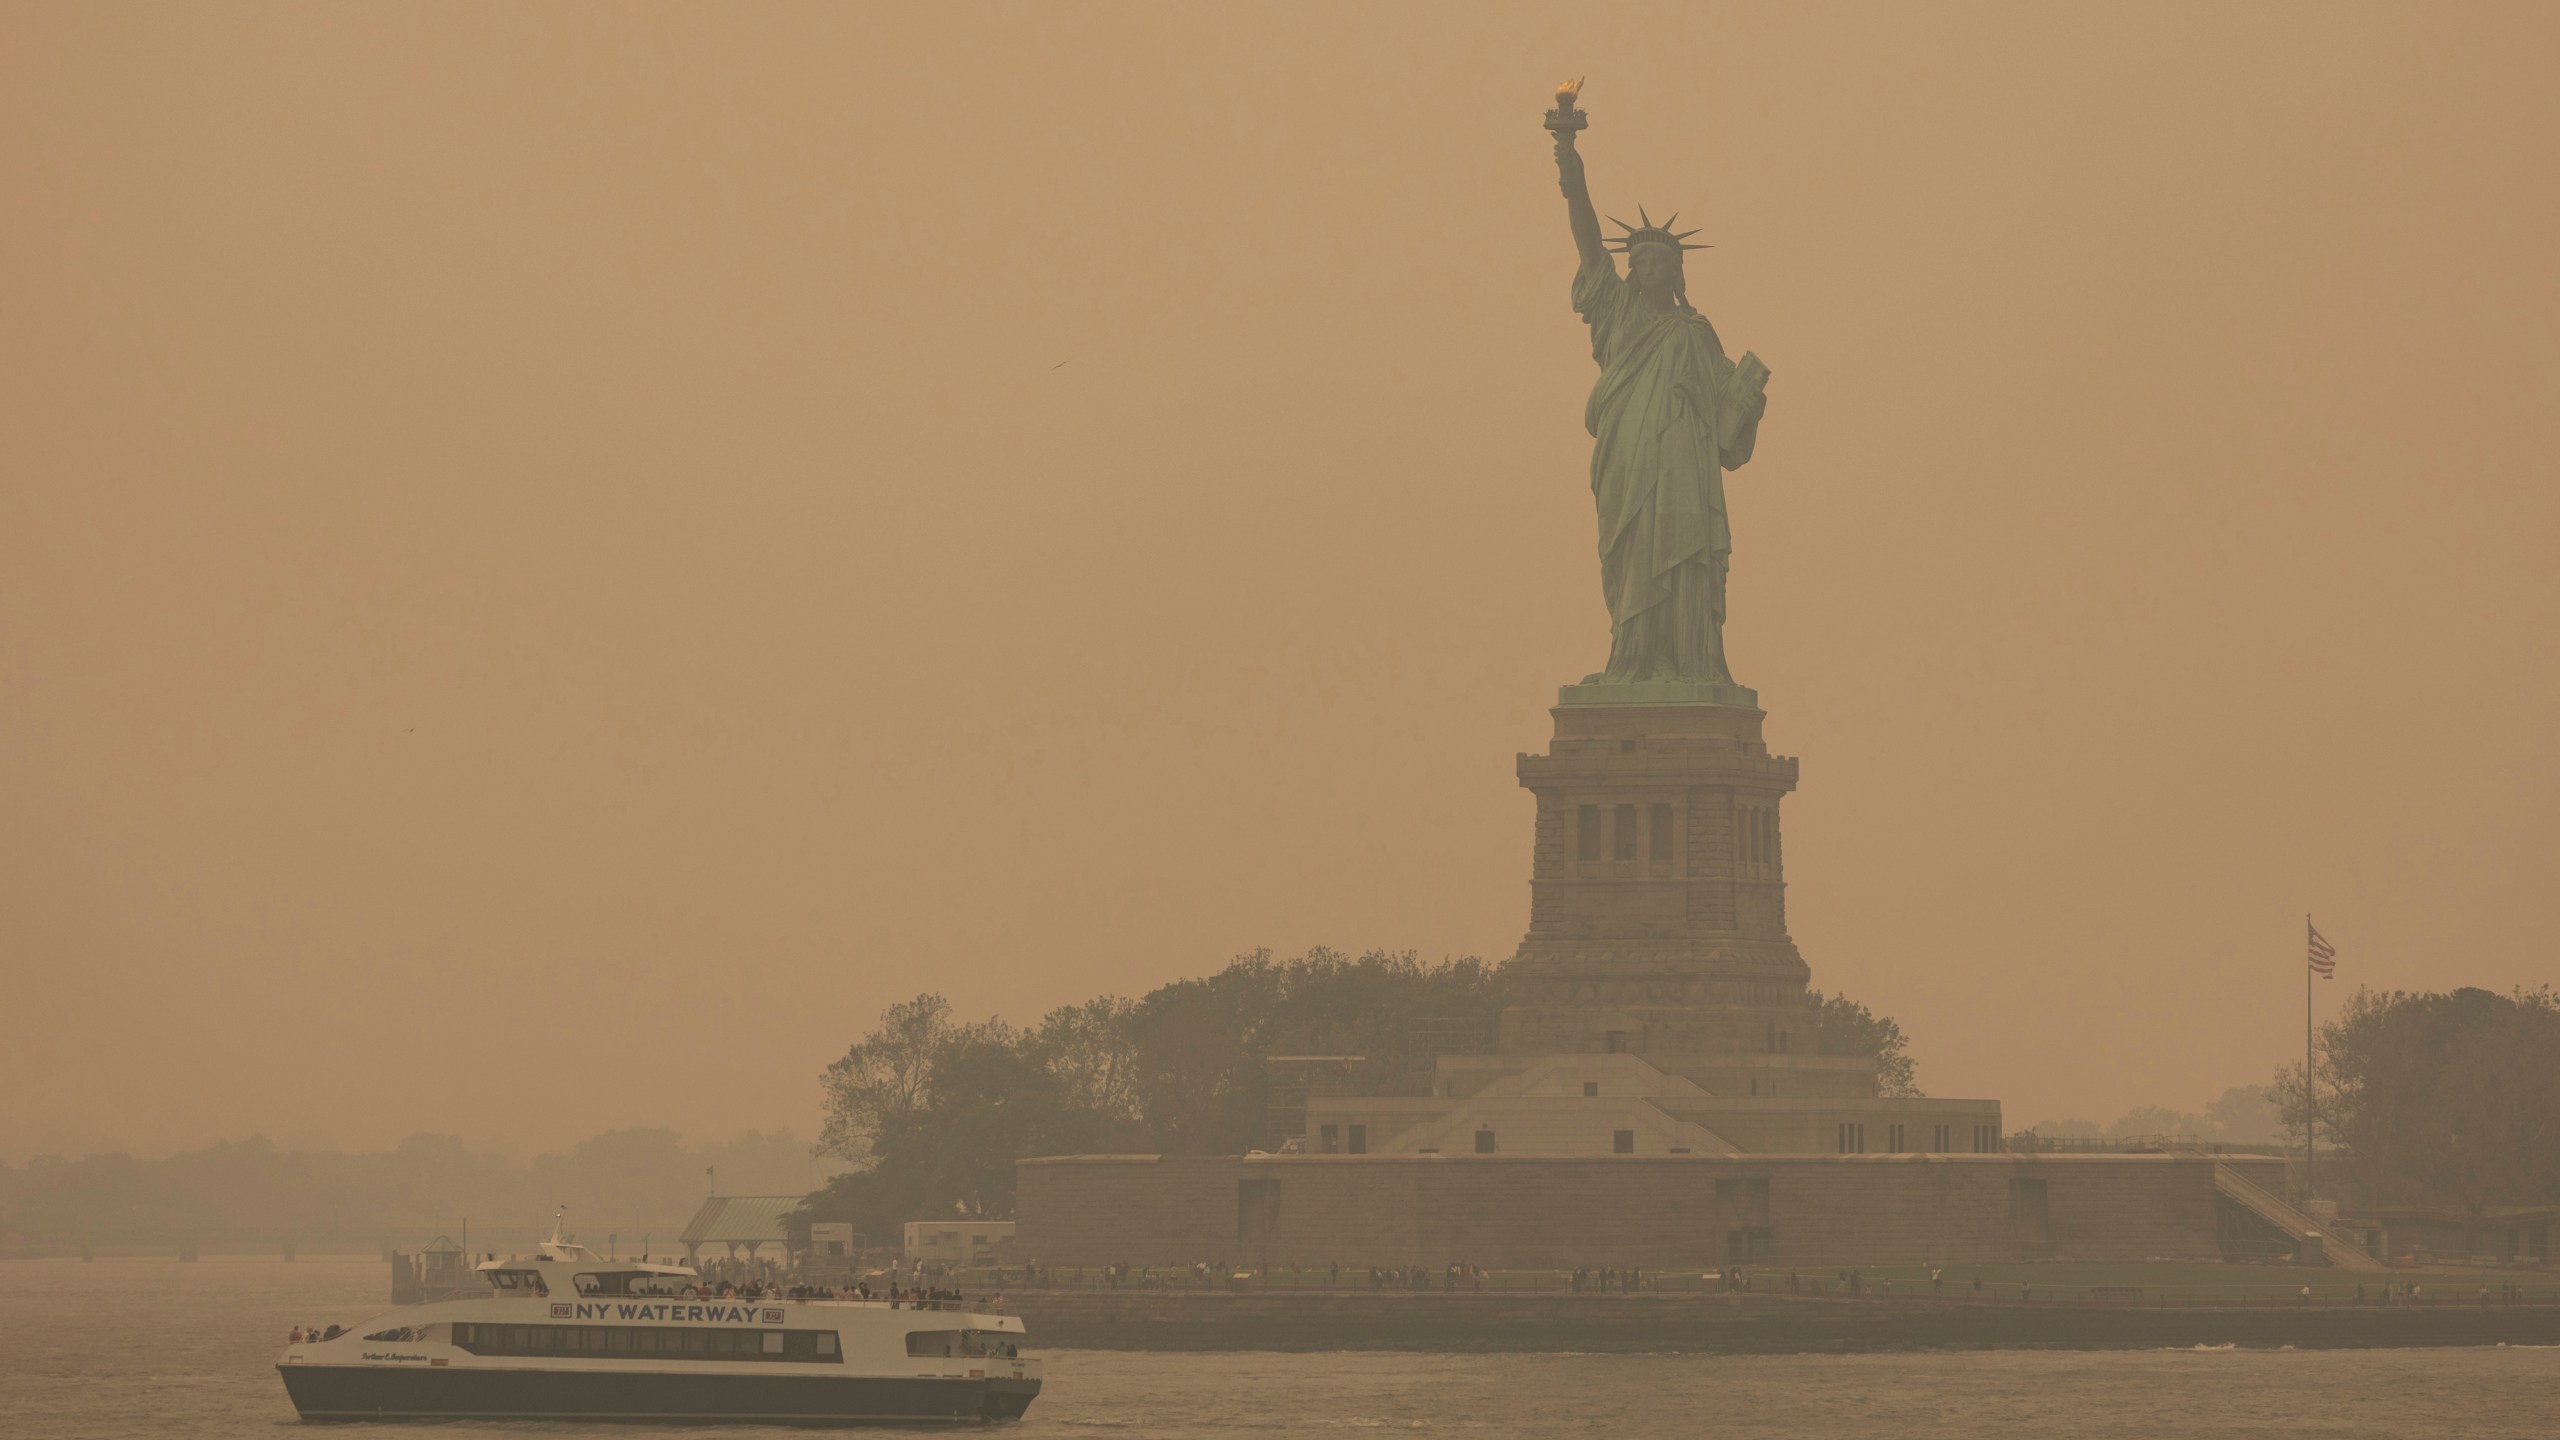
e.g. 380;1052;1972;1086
2305;912;2315;1205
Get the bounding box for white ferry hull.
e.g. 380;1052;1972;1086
278;1363;1040;1424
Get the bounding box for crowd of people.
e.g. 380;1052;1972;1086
1568;1266;1651;1292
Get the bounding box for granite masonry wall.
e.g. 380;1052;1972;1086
1016;1153;2285;1270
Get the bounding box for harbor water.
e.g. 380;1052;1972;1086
4;1258;2552;1438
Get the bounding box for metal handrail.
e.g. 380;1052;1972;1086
2212;1161;2388;1270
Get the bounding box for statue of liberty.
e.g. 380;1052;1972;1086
1547;83;1772;695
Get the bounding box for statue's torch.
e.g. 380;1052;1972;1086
1545;77;1587;135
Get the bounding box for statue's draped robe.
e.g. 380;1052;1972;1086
1573;256;1765;683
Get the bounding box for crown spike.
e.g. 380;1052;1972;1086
1637;204;1654;228
1606;215;1634;232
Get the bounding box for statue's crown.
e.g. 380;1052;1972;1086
1605;205;1710;254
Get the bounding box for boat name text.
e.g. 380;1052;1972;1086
549;1302;787;1324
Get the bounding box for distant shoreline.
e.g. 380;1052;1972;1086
1010;1290;2560;1354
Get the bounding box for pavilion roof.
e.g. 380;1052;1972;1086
677;1194;804;1247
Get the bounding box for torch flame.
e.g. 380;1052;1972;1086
1555;77;1584;110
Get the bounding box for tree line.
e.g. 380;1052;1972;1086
2025;1086;2284;1145
798;947;1918;1238
0;1128;816;1257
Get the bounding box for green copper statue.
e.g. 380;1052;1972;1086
1547;82;1772;701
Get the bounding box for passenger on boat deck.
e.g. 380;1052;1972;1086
290;1327;304;1344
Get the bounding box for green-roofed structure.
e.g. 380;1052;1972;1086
676;1195;802;1264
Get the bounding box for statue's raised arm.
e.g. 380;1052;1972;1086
1547;81;1610;273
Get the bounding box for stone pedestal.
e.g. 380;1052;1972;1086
1501;699;1865;1094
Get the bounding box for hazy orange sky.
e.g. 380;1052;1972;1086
5;2;2554;1160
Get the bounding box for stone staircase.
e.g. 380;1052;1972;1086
2209;1161;2387;1271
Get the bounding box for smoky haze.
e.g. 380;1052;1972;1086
3;2;2554;1163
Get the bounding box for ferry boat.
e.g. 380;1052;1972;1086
277;1225;1039;1424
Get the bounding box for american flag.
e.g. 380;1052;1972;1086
2308;922;2337;979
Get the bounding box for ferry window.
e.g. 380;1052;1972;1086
907;1330;965;1358
574;1274;603;1296
453;1325;837;1364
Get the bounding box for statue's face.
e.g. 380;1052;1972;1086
1628;243;1682;301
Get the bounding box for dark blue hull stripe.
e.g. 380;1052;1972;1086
278;1364;1039;1424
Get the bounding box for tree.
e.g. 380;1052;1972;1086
2199;1085;2282;1144
798;949;1509;1232
2276;986;2560;1213
1809;992;1920;1097
816;995;954;1165
1032;998;1142;1124
1122;948;1507;1152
